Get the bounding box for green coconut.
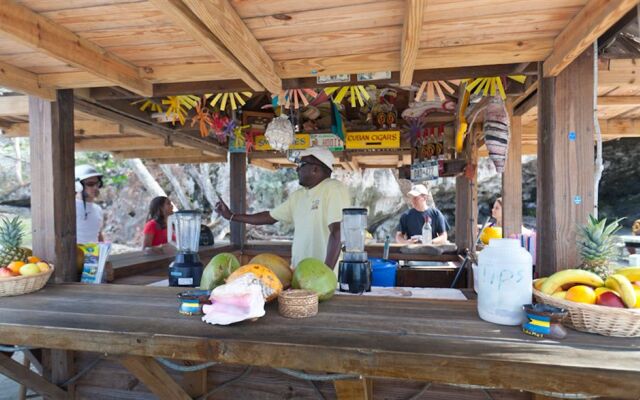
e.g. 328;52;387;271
200;252;240;290
292;258;337;301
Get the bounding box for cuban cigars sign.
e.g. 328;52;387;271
345;131;400;149
254;133;310;151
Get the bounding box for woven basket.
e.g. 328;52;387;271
278;289;318;319
533;286;640;337
0;265;54;297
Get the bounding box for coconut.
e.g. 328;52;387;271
249;253;292;288
200;252;240;290
292;258;337;301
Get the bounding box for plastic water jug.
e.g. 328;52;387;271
477;239;532;325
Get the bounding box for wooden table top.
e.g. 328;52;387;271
0;284;639;398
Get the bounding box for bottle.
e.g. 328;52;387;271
476;239;533;325
421;216;432;244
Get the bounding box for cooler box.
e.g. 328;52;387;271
369;258;397;287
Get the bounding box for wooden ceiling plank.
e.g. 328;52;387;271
113;148;204;160
598;96;640;106
0;0;152;96
0;60;55;100
1;119;122;138
148;0;265;91
543;0;639;77
0;96;29;117
400;0;425;86
75;135;166;151
180;0;282;93
147;155;225;164
277;39;553;78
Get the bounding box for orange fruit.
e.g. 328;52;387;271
27;256;41;263
7;261;25;275
565;285;597;304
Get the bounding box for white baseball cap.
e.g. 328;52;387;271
298;147;335;171
408;184;429;197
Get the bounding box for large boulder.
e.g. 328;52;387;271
200;252;240;290
292;258;337;301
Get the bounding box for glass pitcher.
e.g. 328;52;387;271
341;208;368;253
167;210;201;253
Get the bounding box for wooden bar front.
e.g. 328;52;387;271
0;284;638;399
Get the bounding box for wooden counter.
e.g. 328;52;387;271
0;283;639;399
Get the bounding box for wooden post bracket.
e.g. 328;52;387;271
0;352;68;400
119;355;192;400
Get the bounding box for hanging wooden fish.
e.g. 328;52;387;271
415;80;460;102
131;98;163;113
162;95;200;126
464;75;526;100
483;97;510;173
191;101;213;138
273;89;318;110
324;85;371;108
209;92;252;111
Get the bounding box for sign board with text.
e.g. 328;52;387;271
254;133;310;151
345;131;400;149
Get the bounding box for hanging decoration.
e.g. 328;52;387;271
324;85;371;108
191;101;214;138
209;91;252;111
210;112;230;143
162;95;200;125
229;122;250;152
273;89;319;110
464;75;526;100
482;97;510;173
414;80;460;102
264;114;295;151
131;98;163;113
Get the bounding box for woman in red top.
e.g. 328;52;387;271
142;196;174;254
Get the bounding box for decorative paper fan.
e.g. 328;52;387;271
162;95;200;125
415;80;460;102
465;75;526;100
131;98;163;113
273;89;319;109
208;92;252;111
324;85;371;108
191;102;213;138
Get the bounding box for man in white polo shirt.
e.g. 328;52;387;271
215;147;351;269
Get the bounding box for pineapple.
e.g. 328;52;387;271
577;215;622;280
0;216;29;267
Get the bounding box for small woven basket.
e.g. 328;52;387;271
0;265;54;297
533;286;640;337
278;289;318;319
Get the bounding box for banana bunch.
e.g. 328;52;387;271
604;274;637;308
615;267;640;282
538;269;604;295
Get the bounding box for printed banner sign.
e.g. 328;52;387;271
345;131;400;149
311;133;344;151
254;133;310;151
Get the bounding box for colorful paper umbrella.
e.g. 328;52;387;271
415;80;460;102
464;75;526;100
208;92;252;111
273;89;319;109
324;85;371;108
162;95;200;126
131;98;163;113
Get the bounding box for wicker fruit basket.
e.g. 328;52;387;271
278;289;318;319
533;286;640;337
0;265;54;297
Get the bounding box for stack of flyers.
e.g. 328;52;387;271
79;242;112;284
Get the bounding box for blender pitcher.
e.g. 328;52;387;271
167;210;201;253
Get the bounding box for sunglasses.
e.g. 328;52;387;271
296;160;322;169
83;181;102;188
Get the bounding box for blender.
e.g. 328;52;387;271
338;208;372;293
167;210;204;287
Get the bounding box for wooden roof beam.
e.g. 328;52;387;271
522;118;640;139
113;148;206;160
1;120;122;138
0;1;152;96
543;0;639;77
0;96;29;117
75;136;166;151
399;0;425;87
0;60;55;100
149;0;278;93
147;155;226;164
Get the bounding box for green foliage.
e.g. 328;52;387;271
74;152;129;188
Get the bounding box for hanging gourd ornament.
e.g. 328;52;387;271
264;114;295;151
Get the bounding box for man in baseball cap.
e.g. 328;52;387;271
396;184;449;244
215;147;351;270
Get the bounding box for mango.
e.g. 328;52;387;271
19;263;41;276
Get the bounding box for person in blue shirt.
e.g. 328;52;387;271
396;184;449;245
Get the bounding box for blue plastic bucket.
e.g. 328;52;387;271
369;258;397;287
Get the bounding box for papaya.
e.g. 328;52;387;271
227;264;283;302
292;258;337;301
200;253;240;290
249;253;292;288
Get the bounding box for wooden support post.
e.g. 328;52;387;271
119;356;191;400
29;90;77;283
502;112;523;238
229;152;247;248
455;143;478;251
0;353;68;400
334;377;373;400
182;362;207;397
536;47;595;277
